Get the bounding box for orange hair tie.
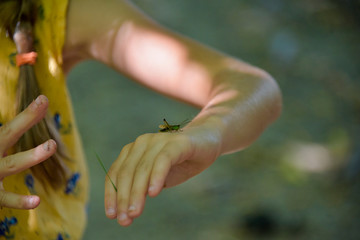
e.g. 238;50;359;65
16;52;38;67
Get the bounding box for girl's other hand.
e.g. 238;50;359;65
0;95;57;209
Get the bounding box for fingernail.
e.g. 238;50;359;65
35;95;42;106
34;95;46;108
118;213;128;222
128;205;136;212
42;140;51;151
28;196;37;206
106;208;115;216
148;185;155;193
30;95;47;111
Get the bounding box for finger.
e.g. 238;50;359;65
0;190;40;209
104;144;131;220
0;139;56;178
127;143;165;218
147;142;186;198
116;137;148;226
147;154;172;198
0;95;49;154
104;174;118;219
164;161;201;188
105;143;134;220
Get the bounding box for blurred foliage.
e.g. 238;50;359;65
67;0;360;239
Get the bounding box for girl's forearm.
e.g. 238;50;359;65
183;68;282;157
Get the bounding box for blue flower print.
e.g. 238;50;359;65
54;113;61;130
53;113;72;135
56;232;70;240
0;217;18;239
25;174;35;194
65;172;81;194
56;233;64;240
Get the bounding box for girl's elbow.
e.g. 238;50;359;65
259;72;283;124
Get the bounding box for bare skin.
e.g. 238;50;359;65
0;0;282;227
0;95;57;209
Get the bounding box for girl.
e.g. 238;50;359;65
0;0;281;238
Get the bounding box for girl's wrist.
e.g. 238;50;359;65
181;122;223;163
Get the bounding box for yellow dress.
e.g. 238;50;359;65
0;1;89;239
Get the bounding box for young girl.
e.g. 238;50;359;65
0;0;281;239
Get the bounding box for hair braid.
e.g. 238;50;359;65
2;0;69;190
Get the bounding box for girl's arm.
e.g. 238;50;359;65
64;0;282;226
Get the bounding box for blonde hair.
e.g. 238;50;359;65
1;0;69;189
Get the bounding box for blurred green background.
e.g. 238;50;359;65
67;0;360;239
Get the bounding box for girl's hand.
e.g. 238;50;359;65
0;95;57;209
104;130;219;226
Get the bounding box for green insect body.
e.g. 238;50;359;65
158;118;187;132
95;152;117;192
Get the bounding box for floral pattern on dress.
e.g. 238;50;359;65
53;113;72;135
0;217;18;239
25;174;36;194
8;52;16;67
54;113;61;130
56;232;70;240
65;172;81;195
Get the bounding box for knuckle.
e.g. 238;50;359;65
111;168;124;184
136;160;151;172
0;191;7;206
3;155;16;171
134;136;146;146
135;133;153;144
107;167;116;179
116;196;128;208
158;151;173;161
153;133;166;142
116;169;129;181
0;123;12;137
139;133;152;139
0;191;23;209
106;169;118;184
117;160;129;172
122;143;132;152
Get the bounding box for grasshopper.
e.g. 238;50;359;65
158;118;189;132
